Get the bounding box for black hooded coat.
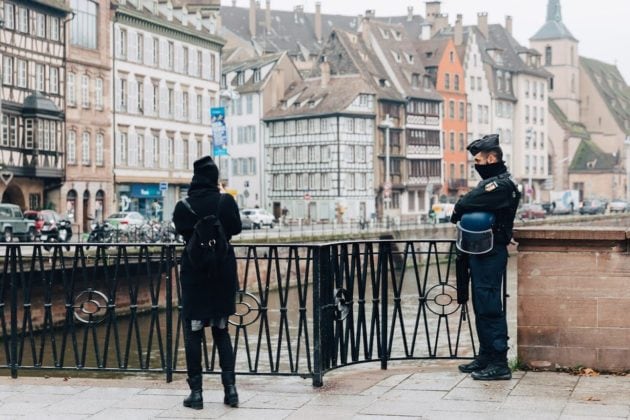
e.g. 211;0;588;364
172;159;242;321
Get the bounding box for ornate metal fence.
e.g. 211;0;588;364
0;240;496;386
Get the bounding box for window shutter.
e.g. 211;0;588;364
191;92;198;122
202;94;210;125
145;133;153;168
145;36;152;65
202;137;210;156
175;44;182;73
175;90;182;120
159;39;167;69
115;27;122;58
160;135;168;168
188;136;196;170
129;131;138;166
129;79;138;114
115;79;121;112
174;137;183;169
188;49;194;76
160;84;168;118
202;51;209;80
128;30;137;63
115;132;121;165
143;79;151;116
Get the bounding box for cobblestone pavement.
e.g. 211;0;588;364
0;361;628;419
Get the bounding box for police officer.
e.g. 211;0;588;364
451;134;520;380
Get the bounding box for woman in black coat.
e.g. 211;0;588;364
172;156;242;410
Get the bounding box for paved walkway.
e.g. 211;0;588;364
0;361;628;419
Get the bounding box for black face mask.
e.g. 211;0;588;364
475;161;506;179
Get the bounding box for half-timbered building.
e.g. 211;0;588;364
0;0;71;211
264;69;376;223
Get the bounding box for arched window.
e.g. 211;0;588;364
545;46;552;66
66;190;77;222
95;190;105;222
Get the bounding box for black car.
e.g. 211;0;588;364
579;200;606;215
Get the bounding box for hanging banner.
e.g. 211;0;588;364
211;107;228;157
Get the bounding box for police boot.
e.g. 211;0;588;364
183;374;203;410
458;357;488;373
221;371;239;408
470;364;512;381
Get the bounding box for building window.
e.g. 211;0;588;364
454;74;460;91
152;135;159;166
459;102;465;121
118;28;127;59
81;74;90;108
196;94;202;122
197;50;202;77
168;87;174;117
17;7;28;33
449;100;455;119
95;133;104;165
71;0;98;49
119;132;127;165
16;59;27;88
4;3;14;30
49;67;59;94
82;131;90;165
67;73;76;105
2;57;13;85
545;46;552;66
67;130;76;164
470;76;475;90
153;82;159;114
50;17;60;41
167;41;174;70
136;33;144;62
36;12;46;38
95;78;103;109
444;73;450;90
137;79;144;113
35;64;45;92
246;95;253;114
449;132;455;151
182;91;189;119
459;132;465;151
182;46;189;74
153;37;159;66
477;76;482;91
119;78;127;111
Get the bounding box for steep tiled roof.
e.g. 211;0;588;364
416;38;449;68
32;0;72;14
264;75;376;120
569;140;620;172
548;99;590;139
223;52;287;94
364;19;442;101
580;56;630;135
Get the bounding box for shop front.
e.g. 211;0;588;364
117;184;164;221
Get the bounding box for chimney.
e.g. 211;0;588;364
231;0;236;5
315;2;322;43
320;57;330;88
249;0;256;38
165;1;173;21
477;12;488;39
294;5;303;24
431;13;448;36
454;14;463;46
425;1;441;23
265;0;271;34
365;9;376;19
505;15;513;35
407;6;413;22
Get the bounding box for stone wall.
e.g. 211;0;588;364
513;226;630;371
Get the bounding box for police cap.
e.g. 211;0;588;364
467;134;500;156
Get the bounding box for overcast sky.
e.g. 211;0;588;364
222;0;630;83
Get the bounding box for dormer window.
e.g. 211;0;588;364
391;51;401;63
392;30;401;40
411;73;421;88
379;28;389;39
236;71;245;85
406;53;414;64
253;69;261;83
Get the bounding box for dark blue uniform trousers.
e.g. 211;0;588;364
468;245;509;366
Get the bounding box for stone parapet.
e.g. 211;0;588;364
513;227;630;371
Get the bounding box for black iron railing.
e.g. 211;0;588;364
0;240;504;386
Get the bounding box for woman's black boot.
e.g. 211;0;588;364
221;371;239;407
183;374;203;410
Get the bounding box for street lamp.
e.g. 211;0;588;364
526;127;533;203
380;114;394;213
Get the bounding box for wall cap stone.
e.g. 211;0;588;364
513;227;629;252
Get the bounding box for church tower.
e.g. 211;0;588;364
530;0;580;121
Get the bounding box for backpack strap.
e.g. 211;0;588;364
182;194;225;220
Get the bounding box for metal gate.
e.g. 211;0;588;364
0;240;498;386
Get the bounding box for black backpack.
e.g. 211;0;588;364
181;196;229;275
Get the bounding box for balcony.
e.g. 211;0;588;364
448;178;468;190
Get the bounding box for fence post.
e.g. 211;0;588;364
380;241;389;371
9;246;18;379
312;245;323;387
312;244;332;387
165;245;174;383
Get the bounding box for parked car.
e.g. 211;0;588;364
241;208;275;229
105;211;146;230
579;199;606;215
0;204;36;242
608;199;628;213
240;211;255;230
24;210;72;242
517;203;546;220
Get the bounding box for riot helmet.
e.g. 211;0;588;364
456;211;496;254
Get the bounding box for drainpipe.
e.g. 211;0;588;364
112;12;118;212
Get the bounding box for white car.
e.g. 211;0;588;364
241;208;275;229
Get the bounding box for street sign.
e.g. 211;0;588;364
159;182;168;191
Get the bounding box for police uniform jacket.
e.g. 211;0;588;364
450;164;520;246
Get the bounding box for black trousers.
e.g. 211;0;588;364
184;320;235;378
468;246;509;366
